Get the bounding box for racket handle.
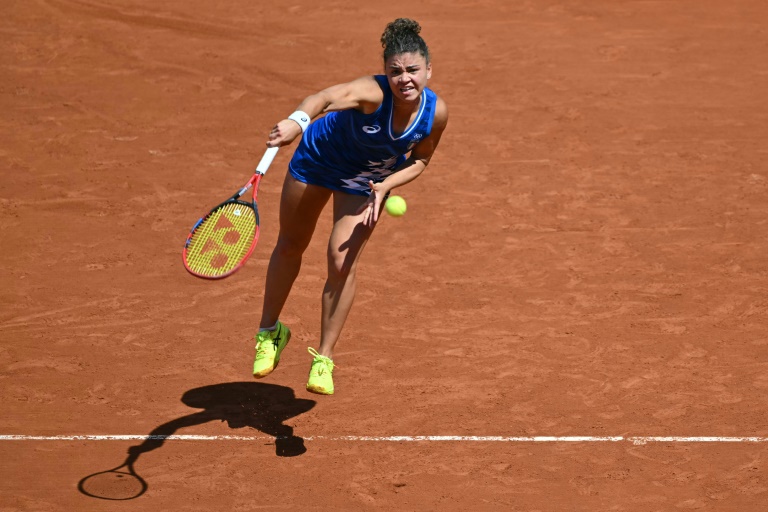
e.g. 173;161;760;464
256;146;279;174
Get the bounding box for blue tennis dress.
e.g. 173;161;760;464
289;75;437;196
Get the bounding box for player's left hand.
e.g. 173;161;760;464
357;180;387;227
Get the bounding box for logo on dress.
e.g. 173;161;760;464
407;133;423;151
362;125;381;134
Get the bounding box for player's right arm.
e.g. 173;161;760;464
267;76;383;148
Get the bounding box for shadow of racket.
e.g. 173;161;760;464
77;449;147;500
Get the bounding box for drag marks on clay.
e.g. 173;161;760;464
0;297;135;329
5;358;84;375
42;0;242;39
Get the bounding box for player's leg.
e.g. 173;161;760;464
319;190;379;357
254;174;330;379
306;190;382;394
259;174;331;329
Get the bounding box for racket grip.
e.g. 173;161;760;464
256;147;279;174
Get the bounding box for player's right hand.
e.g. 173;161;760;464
267;119;302;148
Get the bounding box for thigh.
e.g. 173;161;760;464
327;191;380;273
278;173;331;245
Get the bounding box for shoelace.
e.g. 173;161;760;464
254;333;276;361
307;347;336;374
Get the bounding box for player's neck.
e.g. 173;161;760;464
393;93;422;114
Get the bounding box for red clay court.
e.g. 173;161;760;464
2;0;768;510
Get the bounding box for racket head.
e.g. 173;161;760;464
183;199;260;279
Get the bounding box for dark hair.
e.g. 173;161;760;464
380;18;430;64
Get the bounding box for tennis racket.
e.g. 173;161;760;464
183;147;279;279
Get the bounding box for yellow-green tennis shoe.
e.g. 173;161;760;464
306;347;335;395
252;321;291;378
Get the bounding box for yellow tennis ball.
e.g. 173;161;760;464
385;195;407;217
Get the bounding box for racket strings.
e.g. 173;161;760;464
185;203;257;277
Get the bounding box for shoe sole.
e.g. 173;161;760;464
252;327;291;379
306;385;333;395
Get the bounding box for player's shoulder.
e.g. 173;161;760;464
330;74;383;93
350;74;386;100
432;95;448;129
325;75;384;113
426;85;447;114
351;74;385;90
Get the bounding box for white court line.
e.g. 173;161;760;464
2;435;768;445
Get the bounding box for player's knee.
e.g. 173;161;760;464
326;252;355;283
274;235;310;259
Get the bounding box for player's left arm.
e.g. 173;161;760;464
361;97;449;225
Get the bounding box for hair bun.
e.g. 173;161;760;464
381;18;421;48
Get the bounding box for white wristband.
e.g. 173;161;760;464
288;110;310;133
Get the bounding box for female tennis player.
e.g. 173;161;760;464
252;18;448;395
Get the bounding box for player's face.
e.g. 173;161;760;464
385;52;432;104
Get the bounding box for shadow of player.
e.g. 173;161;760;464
132;382;316;458
79;382;315;500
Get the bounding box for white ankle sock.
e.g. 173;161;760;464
259;322;278;333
